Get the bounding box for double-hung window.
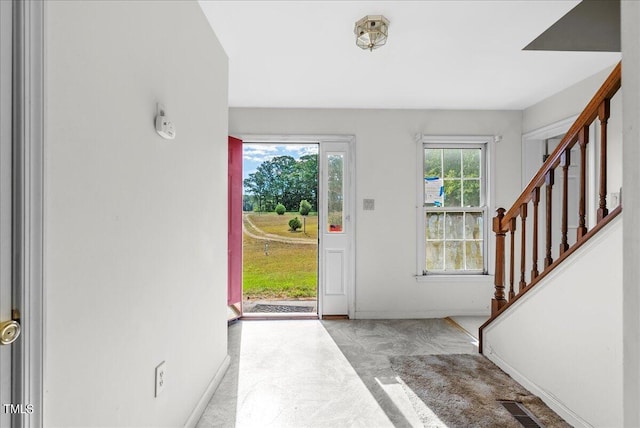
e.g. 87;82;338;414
419;139;488;275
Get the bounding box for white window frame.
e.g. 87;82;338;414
416;135;495;279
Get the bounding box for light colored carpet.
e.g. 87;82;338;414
390;354;571;428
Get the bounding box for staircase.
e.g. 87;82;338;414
480;62;622;347
478;63;623;427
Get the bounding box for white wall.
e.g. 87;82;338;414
230;108;522;318
604;92;624;204
483;216;623;428
523;65;617;135
45;1;228;426
621;1;640;425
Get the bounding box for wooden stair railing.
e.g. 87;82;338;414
479;62;622;353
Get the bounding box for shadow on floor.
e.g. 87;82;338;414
197;318;479;427
321;318;479;427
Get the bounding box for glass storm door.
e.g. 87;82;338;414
319;141;353;317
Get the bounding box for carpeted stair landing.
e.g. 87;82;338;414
390;354;571;428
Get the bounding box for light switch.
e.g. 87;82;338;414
363;199;375;211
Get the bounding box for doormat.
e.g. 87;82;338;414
390;354;571;428
247;304;315;313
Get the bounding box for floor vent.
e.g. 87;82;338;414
498;400;545;428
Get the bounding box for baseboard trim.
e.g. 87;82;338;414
184;354;231;428
353;310;490;319
484;351;591;428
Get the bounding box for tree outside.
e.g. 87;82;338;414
243;152;318;213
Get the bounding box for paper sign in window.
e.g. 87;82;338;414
424;177;443;206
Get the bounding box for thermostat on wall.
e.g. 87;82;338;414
155;104;176;140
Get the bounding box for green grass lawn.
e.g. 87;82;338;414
243;212;318;299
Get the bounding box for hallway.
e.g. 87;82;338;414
196;319;479;427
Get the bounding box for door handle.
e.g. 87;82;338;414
0;319;20;345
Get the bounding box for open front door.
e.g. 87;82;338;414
319;140;354;318
228;136;243;318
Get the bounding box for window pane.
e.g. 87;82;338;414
462;179;480;206
425;210;485;273
463;149;481;178
445;241;463;270
327;154;343;233
443;149;461;178
422;143;486;274
426;212;444;239
445;212;464;239
424;149;441;178
465;241;483;270
426;241;444;270
443;179;462;207
424;149;443;208
464;212;484;240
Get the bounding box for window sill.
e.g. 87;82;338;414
414;274;494;284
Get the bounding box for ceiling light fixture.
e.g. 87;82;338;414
354;15;389;51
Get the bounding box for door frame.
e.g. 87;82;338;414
521;116;577;189
237;134;356;319
12;1;46;426
1;0;14;423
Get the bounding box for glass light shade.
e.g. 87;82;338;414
354;15;389;51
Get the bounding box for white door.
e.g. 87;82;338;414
319;140;354;317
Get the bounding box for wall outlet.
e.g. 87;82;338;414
155;361;166;397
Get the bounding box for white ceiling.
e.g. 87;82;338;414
198;1;621;110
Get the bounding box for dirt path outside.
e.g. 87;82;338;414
243;213;316;245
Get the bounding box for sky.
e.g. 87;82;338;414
242;143;318;185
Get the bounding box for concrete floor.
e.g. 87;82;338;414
196;318;480;428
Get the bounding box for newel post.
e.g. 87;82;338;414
492;208;507;316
